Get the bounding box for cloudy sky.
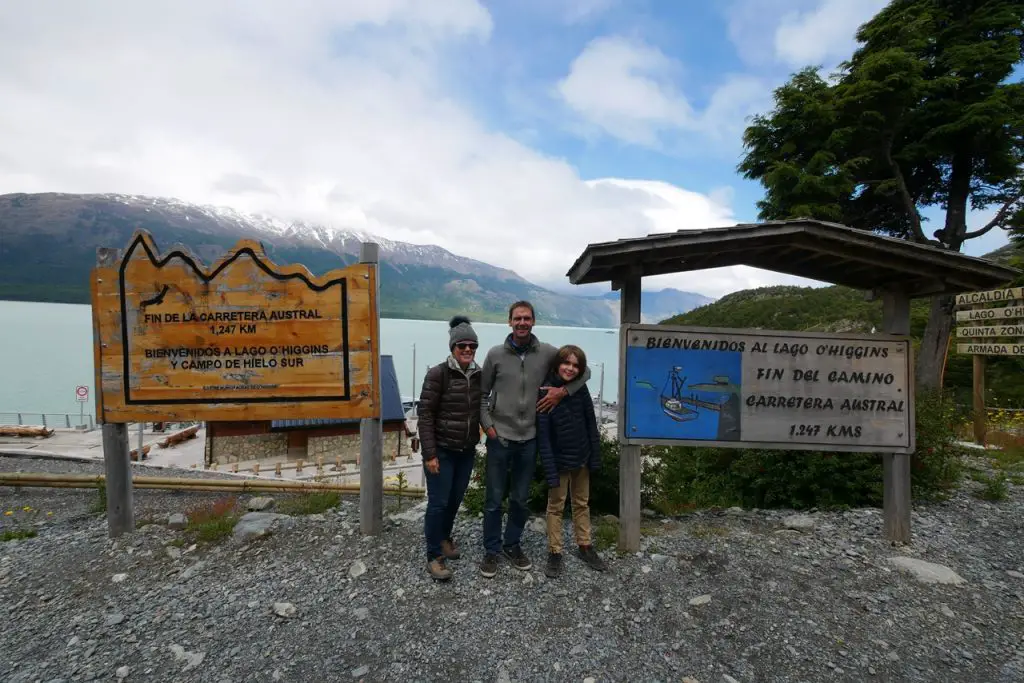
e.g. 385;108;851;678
0;0;1013;298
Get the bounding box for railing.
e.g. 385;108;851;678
0;412;96;431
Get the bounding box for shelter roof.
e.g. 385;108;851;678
566;219;1019;297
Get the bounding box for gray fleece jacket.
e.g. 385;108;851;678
479;334;591;442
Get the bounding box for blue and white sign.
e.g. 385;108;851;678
622;324;914;453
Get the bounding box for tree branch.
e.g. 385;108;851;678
963;193;1023;241
882;140;929;244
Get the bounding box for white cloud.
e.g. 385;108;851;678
557;37;692;146
774;0;888;67
556;36;770;149
0;0;820;301
727;0;887;70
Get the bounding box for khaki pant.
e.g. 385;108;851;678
546;467;592;554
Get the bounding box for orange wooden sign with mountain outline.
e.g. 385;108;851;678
91;230;379;423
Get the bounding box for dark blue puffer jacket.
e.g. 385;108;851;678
536;374;601;487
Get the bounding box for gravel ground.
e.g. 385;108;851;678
1;453;1023;683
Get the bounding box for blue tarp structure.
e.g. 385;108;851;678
269;354;405;430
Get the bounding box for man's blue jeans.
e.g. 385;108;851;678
483;436;536;555
423;446;475;560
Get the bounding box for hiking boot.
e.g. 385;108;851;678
441;538;460;560
479;553;499;578
577;545;607;572
502;544;532;571
544;552;563;578
427;557;452;582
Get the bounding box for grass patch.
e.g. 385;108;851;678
691;524;730;538
275;492;340;516
183;496;240;545
1;528;37;542
593;518;618;551
974;473;1010;502
90;483;107;514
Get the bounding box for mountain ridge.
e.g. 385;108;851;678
0;192;710;327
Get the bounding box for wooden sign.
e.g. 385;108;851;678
955;343;1024;356
954;286;1024;355
622;324;913;453
91;231;379;422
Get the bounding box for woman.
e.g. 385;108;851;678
537;344;606;578
416;315;482;581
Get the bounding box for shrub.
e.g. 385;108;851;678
183;496;240;544
275;491;340;515
652;390;964;512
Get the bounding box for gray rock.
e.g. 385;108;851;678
167;513;188;530
688;595;712;606
349;560;367;579
165;546;182;560
116;666;129;679
105;613;125;626
232;512;290;543
111;572;127;583
1006;570;1024;580
168;644;206;671
887;557;967;585
389;501;427;522
783;514;816;531
246;497;275;512
273;602;296;618
527;517;547;533
353;607;369;620
352;665;370;678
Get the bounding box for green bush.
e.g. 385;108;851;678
651;391;964;512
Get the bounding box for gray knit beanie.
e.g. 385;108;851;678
448;315;478;349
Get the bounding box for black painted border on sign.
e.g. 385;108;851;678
117;233;352;405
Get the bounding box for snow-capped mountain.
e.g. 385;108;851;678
0;192;616;324
97;193;526;283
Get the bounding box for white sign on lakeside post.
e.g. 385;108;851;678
75;385;89;402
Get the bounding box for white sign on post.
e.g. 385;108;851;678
75;385;89;402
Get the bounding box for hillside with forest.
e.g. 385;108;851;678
663;241;1024;408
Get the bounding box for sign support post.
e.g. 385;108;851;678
973;354;986;444
881;289;912;544
617;271;642;553
359;242;383;536
96;246;135;537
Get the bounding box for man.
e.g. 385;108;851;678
478;300;591;577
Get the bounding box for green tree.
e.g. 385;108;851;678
739;0;1024;390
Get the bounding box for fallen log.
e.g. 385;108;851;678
0;425;54;438
0;472;425;497
158;425;199;448
129;444;152;462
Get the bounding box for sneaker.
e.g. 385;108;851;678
577;545;607;572
545;552;563;578
427;557;452;582
479;553;499;578
441;538;460;560
502;544;532;571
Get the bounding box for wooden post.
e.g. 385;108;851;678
360;242;384;535
101;423;134;537
972;354;986;445
618;272;642;553
882;290;912;544
95;246;135;538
